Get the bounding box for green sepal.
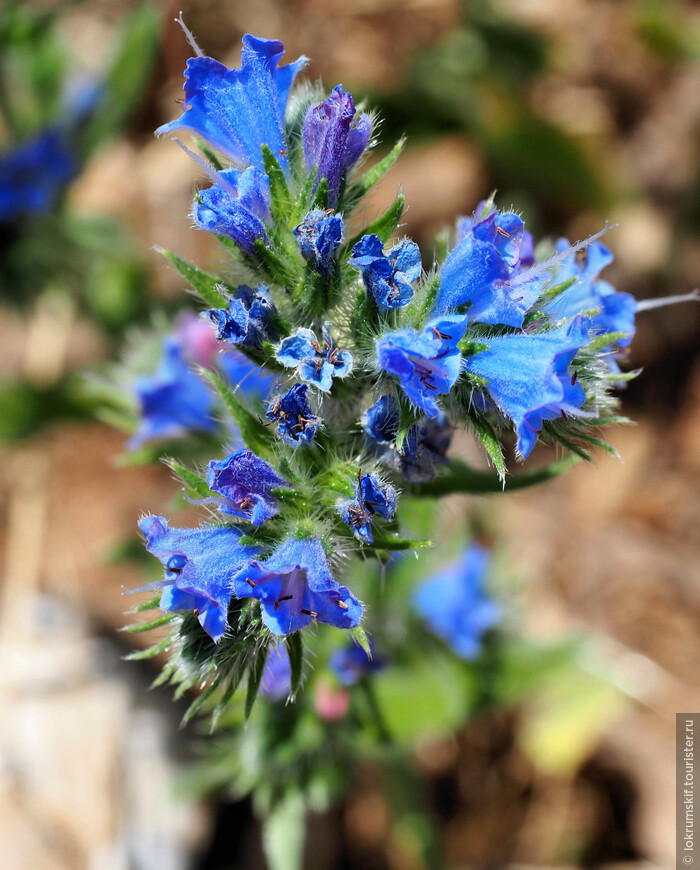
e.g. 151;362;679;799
585;331;629;353
541;426;592;461
459;338;490;357
181;679;222;727
262;144;293;226
123;635;172;661
351;137;405;197
601;368;640;383
345;193;405;251
245;644;269;720
349;625;372;657
163;458;212;499
539;276;577;304
294;168;318;222
200;368;275;455
363;536;432;552
253;239;292;286
157;247;229;309
285;632;304;698
569;430;620;458
122;613;176;633
129;595;161;614
311;177;329;210
469;413;507;481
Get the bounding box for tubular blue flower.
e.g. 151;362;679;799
376;316;468;418
139;515;257;642
397;414;453;483
349;234;421;310
545;240;636;347
207;448;288;525
361;395;399;446
260;646;292;700
266;383;320;445
436;205;544;326
0;129;77;221
413;544;500;659
330;641;385;686
294;209;344;278
465;317;591;459
193;167;270;255
303;85;372;204
276;322;352;392
130;336;216;448
156;35;307;173
232;537;363;635
207;283;278;349
337;473;397;545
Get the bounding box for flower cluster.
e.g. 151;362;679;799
128;30;668;726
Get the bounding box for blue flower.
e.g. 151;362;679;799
465;317;591;458
338;473;397;545
276;322;352;392
435;205;544;326
193;167;270;255
139;515;257;642
349;234;422;310
259;645;292;700
156;35;307;173
413;544;500;659
376;316;468;418
303;85;372;205
232;537;363;635
397;414;453;483
361;395;399;446
130;336;216;448
0;129;77;221
207;448;288;525
266;383;320;445
294;209;344;278
330;641;385;686
545;240;636;347
207;283;278;348
219;349;276;398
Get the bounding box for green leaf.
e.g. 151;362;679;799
262;792;306;870
469;414;507;481
413;455;581;497
253;239;291;286
285;632;304;698
345;193;405;250
349;625;372;657
164;458;212;499
585;331;629;353
245;645;269;721
311;177;329;210
124;635;172;661
200;368;275;455
157;248;229;308
181;679;221;727
262;144;293;225
122;613;176;633
539;276;577;304
541;427;592;461
351;138;405;196
129;595;161;613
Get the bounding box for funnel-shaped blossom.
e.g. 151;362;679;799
276;322;352;392
337;473;397;545
207;283;278;349
260;646;292;700
294;209;344;278
465;317;591;458
157;35;306;173
350;234;421;310
545;240;636;347
413;544;500;659
232;537;362;635
376;316;468;418
139;515;257;642
193;167;270;255
436;205;543;325
207;448;288;525
266;383;320;445
303;85;372;204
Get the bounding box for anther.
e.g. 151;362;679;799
274;594;293;610
246;578;256;588
301;609;318;617
571;370;578;386
560;409;568;422
335;600;349;610
496;226;511;238
239;497;253;510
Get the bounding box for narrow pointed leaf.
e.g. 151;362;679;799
351;138;405;196
164;458;212;499
350;625;372;657
262;144;293;225
345;193;405;251
157;248;230;308
200;368;275;455
285;632;303;698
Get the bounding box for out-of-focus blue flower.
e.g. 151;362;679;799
207;283;278;349
156;35;306;173
338;472;397;545
545;240;636;347
207;448;288;525
413;544;500;659
465;317;591;458
349;234;421;310
0;129;77;221
294;209;344;278
232;537;362;635
260;645;292;701
436;205;543;326
139;515;257;642
330;641;385;686
219;349;276;398
276;322;352;392
193;167;270;255
397;414;453;483
130;336;216;448
361;395;399;446
303;85;372;205
266;383;320;445
377;316;468;418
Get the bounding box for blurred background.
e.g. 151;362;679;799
1;0;699;867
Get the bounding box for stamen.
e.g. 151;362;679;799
496;226;511;238
560;409;568;422
193;608;200;617
239;497;253;510
175;11;204;58
571;370;578;386
246;578;256;588
274;594;293;610
335;600;349;610
301;609;318;617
